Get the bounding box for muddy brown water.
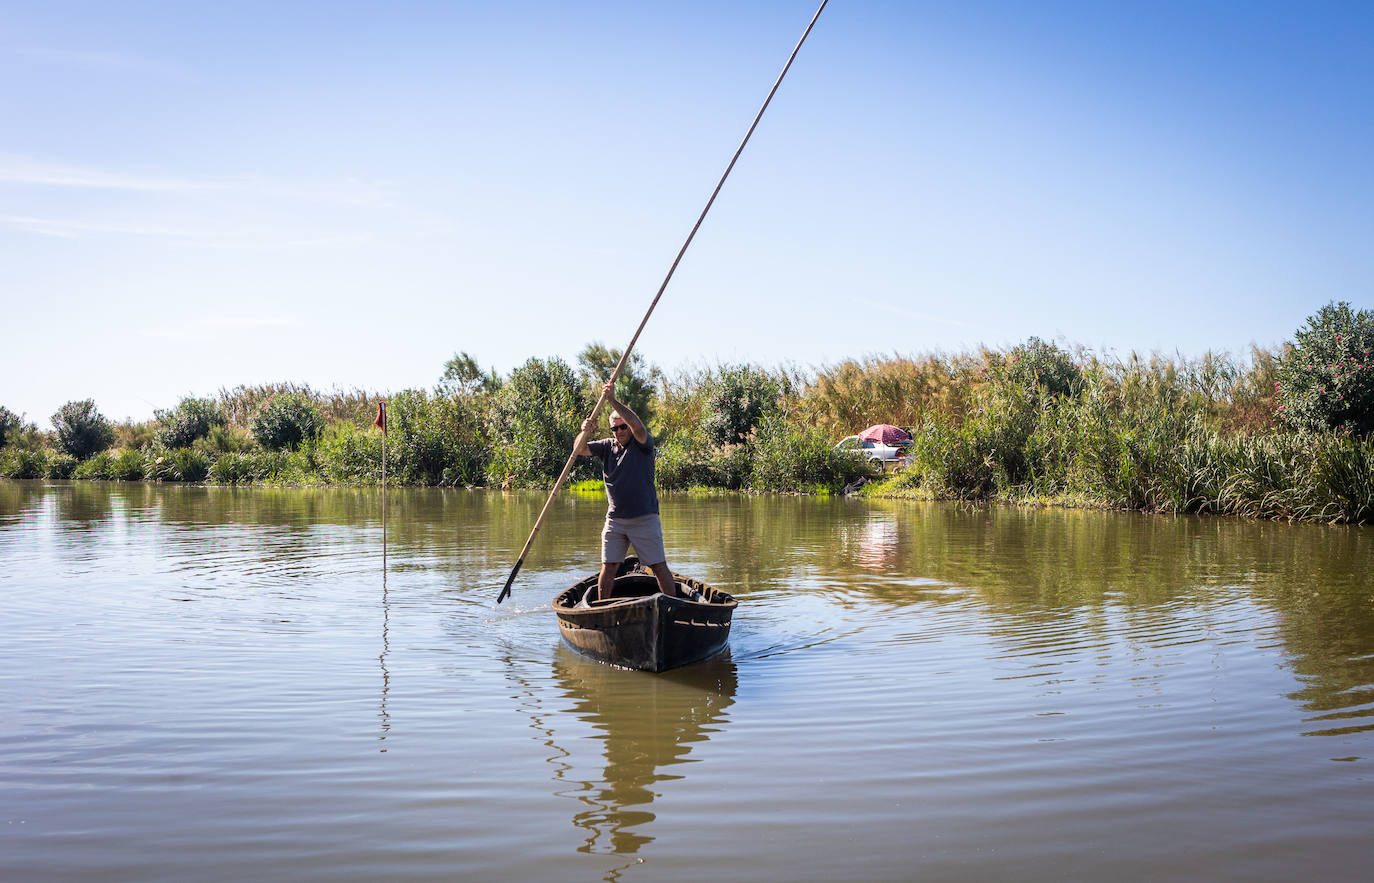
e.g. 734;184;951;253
2;481;1371;881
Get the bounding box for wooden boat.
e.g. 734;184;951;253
552;557;738;673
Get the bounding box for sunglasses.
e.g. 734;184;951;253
611;423;630;432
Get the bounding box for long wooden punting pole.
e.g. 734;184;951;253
496;0;830;604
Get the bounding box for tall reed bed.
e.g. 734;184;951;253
2;328;1369;521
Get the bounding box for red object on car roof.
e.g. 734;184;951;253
858;424;911;444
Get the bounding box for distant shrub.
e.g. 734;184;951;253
171;449;210;482
656;435;722;490
1276;301;1374;435
73;451;115;480
751;413;870;493
436;350;500;397
110;448;146;480
207;451;257;484
318;425;379;485
577;343;660;426
250;394;325;451
155;397;224;449
143;445;210;482
701;365;782;445
899;418;992;500
193;425;255;457
1;447;47;479
114;420;157;450
991;337;1082;400
486;357;590;487
385;390;490;486
45;452;76;479
52;399;115;460
0;406;24;447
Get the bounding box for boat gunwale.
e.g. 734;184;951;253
551;559;737;615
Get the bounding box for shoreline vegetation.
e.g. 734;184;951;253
3;302;1372;525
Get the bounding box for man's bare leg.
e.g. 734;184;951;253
587;562;618;604
648;561;677;597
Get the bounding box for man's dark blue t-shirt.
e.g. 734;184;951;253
586;434;659;518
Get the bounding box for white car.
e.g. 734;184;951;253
833;435;910;468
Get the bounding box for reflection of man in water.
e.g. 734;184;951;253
551;647;738;857
576;381;678;602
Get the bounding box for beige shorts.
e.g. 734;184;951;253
601;513;666;566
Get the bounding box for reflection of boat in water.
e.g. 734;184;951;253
551;643;737;856
553;558;737;672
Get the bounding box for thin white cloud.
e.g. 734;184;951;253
0;155;403;208
16;46;185;77
0;155;226;193
0;213;404;251
0;213;209;239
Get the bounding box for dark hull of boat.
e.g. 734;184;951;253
552;559;737;673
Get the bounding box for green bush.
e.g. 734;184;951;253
232;448;312;485
155;397;224;449
0;406;24;448
52;399;115;460
143;445;210;482
993;337;1082;400
45;452;76;479
207;451;257;484
899;418;990;499
751;413;869;492
73;451;115;480
896;385;1041;500
111;448;146;480
384;390;489;486
114;420;157;450
194;425;255;456
436;350;500;397
318;424;380;485
250;394;325;451
1276;301;1374;435
486;357;590;487
656;434;723;490
1302;432;1374;522
577;342;660;426
653;435;756;491
1;447;47;478
701;365;782;445
710;443;754;491
72;449;148;481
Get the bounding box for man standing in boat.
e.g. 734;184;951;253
576;381;679;603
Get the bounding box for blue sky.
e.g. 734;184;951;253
3;0;1371;428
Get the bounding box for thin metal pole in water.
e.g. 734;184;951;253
496;0;831;604
376;401;387;572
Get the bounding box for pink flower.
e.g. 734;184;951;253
1277;405;1286;411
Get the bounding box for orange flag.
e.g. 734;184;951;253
373;401;387;432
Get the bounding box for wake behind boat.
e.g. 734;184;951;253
552;558;737;673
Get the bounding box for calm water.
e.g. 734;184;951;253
2;481;1372;881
